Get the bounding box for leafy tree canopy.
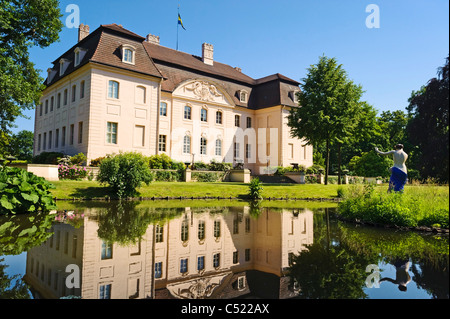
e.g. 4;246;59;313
0;0;63;133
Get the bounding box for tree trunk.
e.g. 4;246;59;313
338;142;342;185
325;138;330;185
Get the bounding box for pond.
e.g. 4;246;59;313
0;201;448;299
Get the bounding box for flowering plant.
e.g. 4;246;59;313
58;164;88;180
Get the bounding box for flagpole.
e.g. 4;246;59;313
176;4;179;51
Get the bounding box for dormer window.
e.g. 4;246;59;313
238;90;249;103
74;47;87;67
290;90;300;104
121;44;136;65
47;68;57;85
59;59;70;76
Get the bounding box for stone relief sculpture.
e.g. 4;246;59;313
186;81;223;102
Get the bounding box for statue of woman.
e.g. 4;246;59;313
375;144;408;192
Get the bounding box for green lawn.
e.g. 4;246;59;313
49;180;343;200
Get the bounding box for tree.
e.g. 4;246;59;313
406;56;449;182
288;56;364;184
0;0;63;133
7;130;34;162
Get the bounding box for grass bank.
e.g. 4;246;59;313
337;184;449;230
49;180;343;200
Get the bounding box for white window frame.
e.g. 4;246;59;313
108;80;119;99
121;44;136;65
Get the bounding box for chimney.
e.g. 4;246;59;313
146;34;160;45
202;43;214;66
234;67;242;73
78;23;90;42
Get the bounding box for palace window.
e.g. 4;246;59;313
213;253;220;268
155;225;163;243
180;259;188;274
99;284;111;299
71;85;76;102
101;241;113;260
155;262;162;278
201;108;207;122
158;135;167;152
64;89;68;105
246;117;252;128
200;137;207;155
183;135;191;154
246;144;251;159
108;81;119;99
78;122;83;144
197;256;205;271
121;45;136;65
214;220;221;238
160;102;167;116
198;220;205;240
184;105;191;120
235;115;240;127
234;142;240;158
216;111;223;124
215;139;222;156
69;124;74;145
239;90;248;103
181;218;189;242
80;81;85;99
106;122;118;144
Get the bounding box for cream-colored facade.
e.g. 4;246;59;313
24;206;313;299
34;24;313;174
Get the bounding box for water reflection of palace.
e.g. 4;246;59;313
23;206;313;299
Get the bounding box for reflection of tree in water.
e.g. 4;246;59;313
0;258;31;299
288;208;449;299
339;221;449;299
288;232;374;298
0;212;54;256
96;201;185;245
410;254;449;299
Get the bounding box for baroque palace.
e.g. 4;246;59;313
34;23;313;174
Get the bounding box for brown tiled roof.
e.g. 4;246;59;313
143;42;256;85
44;24;300;109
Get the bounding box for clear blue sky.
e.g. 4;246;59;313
13;0;449;133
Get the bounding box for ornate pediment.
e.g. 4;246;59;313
166;272;232;299
173;80;234;107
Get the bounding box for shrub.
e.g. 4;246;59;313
0;166;56;214
208;160;233;172
152;170;183;182
192;171;224;182
248;177;263;200
32;152;64;164
90;156;106;167
98;152;154;199
148;153;185;170
58;164;88;180
69;153;87;165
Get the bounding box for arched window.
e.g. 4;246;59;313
183;135;191;154
200;137;207;155
216;111;223;124
121;45;136;65
108;80;119;99
201;108;208;122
